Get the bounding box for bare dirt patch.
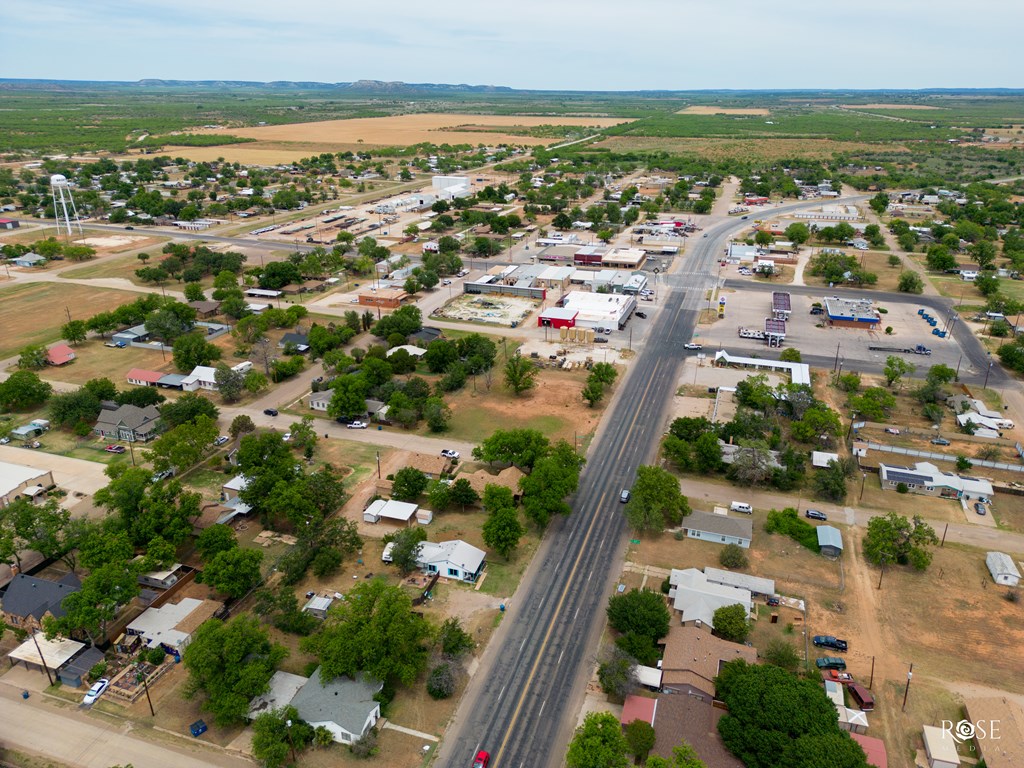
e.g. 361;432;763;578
76;235;148;249
434;293;538;326
191;114;628;148
675;106;770;116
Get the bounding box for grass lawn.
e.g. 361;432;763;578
38;340;172;385
0;283;140;359
805;249;905;292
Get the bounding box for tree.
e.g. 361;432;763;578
183;615;287;726
883;355;917;389
196;524;238;561
863;511;939;571
898;271;924;294
427;662;456;699
145;414;218;473
387;527;427;575
761;638;801;673
449;478;479;511
813;460;849;503
229;414;255;441
645;743;708;768
326;374;368;421
160;392;219;427
566;711;629;768
391;467;428;502
779;348;802;363
438;617;474;658
213;364;244;402
252;706;313;768
926;364;957;387
301;578;430;685
423;396;452;432
869;191;889;215
715;660;869;768
172;332;221;373
184;282;206;303
519;441;583;528
624;465;690;532
18;344;48;370
624;720;657;763
0;370;52;410
145;306;195;343
597;646;638;701
202;547;263;598
784;222;810;247
712;603;750;643
482;506;525;559
719;543;748;569
473;429;550;470
607;589;670;644
582;377;605;407
504;354;538;396
43;560;140;645
955;454;972;472
61;319;88;346
48;389;101;428
849;387;896;420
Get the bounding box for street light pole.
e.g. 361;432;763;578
860;472;867;501
984;358;993;390
902;664;914;712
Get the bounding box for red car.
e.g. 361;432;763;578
473;751;490;768
104;445;126;454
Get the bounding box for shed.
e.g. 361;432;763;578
362;499;418;524
57;646;105;688
812;451;841;469
302;595;334;620
922;725;960;768
817;526;844;558
985;551;1021;587
46;344;77;366
851;733;888;768
538;306;578;329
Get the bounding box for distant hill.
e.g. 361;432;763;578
0;78;516;94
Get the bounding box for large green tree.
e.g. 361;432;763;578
566;711;630;768
473;428;550;470
173;332;222;373
144;414;218;473
0;370;52;410
183;616;287;726
519;440;584;528
202;547;264;598
301;578;430;686
482;504;525;559
863;511;939;571
712;603;750;643
624;465;691;532
504;354;538;395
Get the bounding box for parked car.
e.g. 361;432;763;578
347;421;368;429
473;751;490;768
619;489;631;504
766;595;780;607
83;678;109;705
825;670;855;684
815;657;847;671
813;635;849;652
335;416;355;425
104;445;126;454
594;336;609;343
0;437;10;445
151;468;176;483
974;502;987;515
683;342;703;350
263;408;279;416
441;449;460;459
283;432;292;442
884;427;900;435
931;437;951;446
214;435;230;446
104;341;127;348
634;311;647;319
805;509;828;521
442;279;452;285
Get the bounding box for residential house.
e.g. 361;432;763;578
409;327;443;344
416;540;486;583
10;252;45;268
878;462;993;501
188;300;222;318
620;695;657;727
922;725;961;768
309;390;333;412
46;344;76;366
302;595;335;620
702;567;774;598
93;404;162;442
125;597;222;654
964;697;1024;768
181;365;218;391
137;563;187;590
248;670;308;720
222;474;249;501
850;733;888;768
0;460;55;508
1;573;81;633
279;332;310;353
650;694;744;768
290;668;384;744
667;569;753;630
683;511;753;549
126;368;165;387
660;625;757;700
985;551;1021;587
461;466;525;501
386;344;427;359
817;526;844;558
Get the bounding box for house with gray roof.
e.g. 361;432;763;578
1;573;81;633
93;404;163;442
702;567;774;597
817;526;844;558
668;569;753;630
683;511;753;549
290;668;383;744
10;252;45;268
416;540;487;583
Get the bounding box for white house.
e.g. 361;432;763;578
416;540;486;583
291;669;383;744
386;345;427;359
667;568;753;630
986;551;1021;587
125;597;221;653
363;499;418;525
683;511;753;549
309;390;333;412
181;365;219;391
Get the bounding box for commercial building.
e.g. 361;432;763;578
601;247;648;270
0;460;55;508
560;291;637;331
878;462;993;500
823;297;881;330
537;307;578;329
357;288;408;308
713;351;811;386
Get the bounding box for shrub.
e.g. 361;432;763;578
896;482;909;494
885;326;894;335
311;547;344;578
1006;589;1020;604
426;663;456;699
349;728;379;758
764;508;818;552
88;661;107;682
719;543;749;569
147;647;167;665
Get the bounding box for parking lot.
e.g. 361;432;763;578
698;285;970;373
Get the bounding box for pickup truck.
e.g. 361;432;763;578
815;657;847;671
813;635;849;652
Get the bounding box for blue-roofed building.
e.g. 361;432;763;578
817;526;844;558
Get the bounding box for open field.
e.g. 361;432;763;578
846;104;942;111
676;106;769;116
37;341;171;385
0;283;139;359
192;113;630;148
592;136;900;162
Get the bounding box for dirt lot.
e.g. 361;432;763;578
194;114;627;146
0;283;140;358
434;293;539;326
675;106;770;116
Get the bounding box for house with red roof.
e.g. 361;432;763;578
46;344;76;366
850;733;887;768
126;369;165;387
620;694;658;727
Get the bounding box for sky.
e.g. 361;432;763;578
3;0;1022;91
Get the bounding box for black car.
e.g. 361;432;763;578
805;509;828;521
264;408;279;417
813;635;849;652
635;311;647;319
335;416;355;425
931;437;951;446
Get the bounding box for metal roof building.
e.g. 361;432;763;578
817;526;844;558
703;567;775;597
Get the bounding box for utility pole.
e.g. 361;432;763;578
30;632;54;686
940;523;949;547
376;451;381;479
860;472;867;501
869;656;875;689
137;666;155;716
832;341;841;372
901;664;914;712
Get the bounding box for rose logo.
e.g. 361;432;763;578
951;720;976;743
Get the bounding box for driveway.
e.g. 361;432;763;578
0;445;110;498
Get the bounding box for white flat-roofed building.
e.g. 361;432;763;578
561;291;637;330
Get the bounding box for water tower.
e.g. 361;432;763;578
50;174;83;237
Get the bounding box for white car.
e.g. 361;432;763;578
884;428;900;435
683;343;703;350
83;678;109;705
347;421;368;429
214;435;230;446
283;432;292;441
440;449;460;459
442;279;452;285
